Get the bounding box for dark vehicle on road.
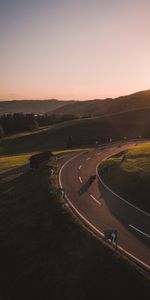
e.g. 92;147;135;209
89;175;96;183
78;175;96;196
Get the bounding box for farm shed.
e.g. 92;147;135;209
29;151;53;169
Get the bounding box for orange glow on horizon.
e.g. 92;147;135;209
1;1;150;101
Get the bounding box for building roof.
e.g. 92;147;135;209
29;151;53;161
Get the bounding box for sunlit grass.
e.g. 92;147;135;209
0;148;90;173
100;157;122;168
100;142;150;212
53;148;91;155
101;142;150;176
121;157;150;176
102;156;150;176
0;154;31;173
126;142;150;157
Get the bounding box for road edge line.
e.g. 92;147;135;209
96;156;150;217
58;152;150;272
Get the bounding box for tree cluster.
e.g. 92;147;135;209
0;113;38;137
0;113;78;138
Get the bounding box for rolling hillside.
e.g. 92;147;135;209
0;108;150;155
0;89;150;116
99;142;150;213
49;89;150;116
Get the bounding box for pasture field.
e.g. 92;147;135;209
0;153;31;173
0;148;91;174
0;108;150;156
99;142;150;213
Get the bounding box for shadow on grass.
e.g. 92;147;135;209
0;167;149;299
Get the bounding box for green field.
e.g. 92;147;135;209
0;118;92;155
0;107;150;156
0;167;149;299
99;142;150;213
0;153;32;173
0;116;92;174
0;148;91;174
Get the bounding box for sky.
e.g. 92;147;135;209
0;0;150;100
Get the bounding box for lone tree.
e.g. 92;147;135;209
66;135;73;149
0;125;4;139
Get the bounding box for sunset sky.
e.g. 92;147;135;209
1;0;150;100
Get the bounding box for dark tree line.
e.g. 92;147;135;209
0;113;78;137
0;113;38;136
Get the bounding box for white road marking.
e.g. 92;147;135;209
86;157;91;161
97;152;101;155
58;152;150;272
78;165;82;170
79;176;82;183
90;194;101;206
59;153;83;189
129;224;150;239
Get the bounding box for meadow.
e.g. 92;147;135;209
0;108;150;157
99;142;150;213
0;153;31;173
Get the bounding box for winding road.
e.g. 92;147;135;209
58;143;150;273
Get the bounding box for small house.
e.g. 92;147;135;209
29;151;53;169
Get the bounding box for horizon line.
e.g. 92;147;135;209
0;88;150;102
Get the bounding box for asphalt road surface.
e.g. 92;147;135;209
58;143;150;272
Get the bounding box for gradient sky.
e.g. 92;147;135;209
0;0;150;100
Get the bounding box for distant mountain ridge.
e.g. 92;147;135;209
0;89;150;115
0;99;76;115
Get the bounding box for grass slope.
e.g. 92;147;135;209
0;149;90;174
1;89;150;116
50;89;150;116
0;154;31;173
99;143;150;213
0;108;150;156
0;167;149;299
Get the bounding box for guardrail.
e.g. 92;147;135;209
97;137;150;148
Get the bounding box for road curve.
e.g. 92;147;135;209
58;143;150;272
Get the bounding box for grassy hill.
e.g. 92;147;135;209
49;89;150;116
0;167;149;299
0;108;150;156
48;99;111;116
0;153;31;173
1;89;150;116
99;142;150;213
